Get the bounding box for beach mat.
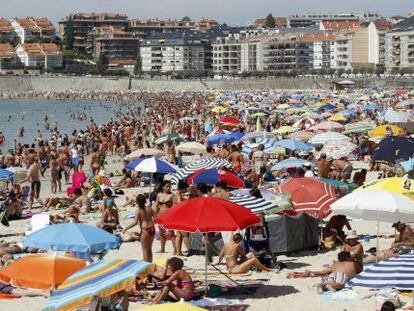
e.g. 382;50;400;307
321;288;366;301
191;298;249;310
194;279;268;288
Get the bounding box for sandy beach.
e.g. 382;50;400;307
0;155;397;311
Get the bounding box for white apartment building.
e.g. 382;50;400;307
15;43;62;68
385;16;414;71
11;18;55;43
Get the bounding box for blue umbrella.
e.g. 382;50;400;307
274;139;312;151
373;136;414;164
241;137;278;156
126;157;176;173
0;168;14;180
347;254;414;290
361;104;378;111
271;158;312;170
23;223;121;253
318;103;336;111
207;132;244;145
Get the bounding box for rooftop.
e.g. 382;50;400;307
389;15;414;32
322;21;359;30
0;18;13;33
0;43;16;58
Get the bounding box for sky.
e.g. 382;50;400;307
1;0;413;25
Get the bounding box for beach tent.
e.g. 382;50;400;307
266;213;319;254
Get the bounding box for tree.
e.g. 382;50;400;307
96;53;109;75
181;16;191;22
265;14;276;28
63;17;75;50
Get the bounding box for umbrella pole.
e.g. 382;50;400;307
376;219;380;263
204;233;208;295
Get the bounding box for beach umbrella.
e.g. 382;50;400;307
187;168;245;188
396;99;414;108
219;116;241;126
361;104;378;111
311;121;344;131
23;223;121;253
320;140;357;160
384;110;410;123
293;117;316;129
241;137;277;156
0;168;14;180
273;177;336;219
126;157;177;174
355;177;414;200
331;190;414;223
43;259;155;311
155;133;181;145
274;139;313;152
206;132;244;145
328;115;347;122
176;142;206;154
156;197;259;292
308;132;350;145
206;129;230;138
0;254;85;291
271;158;312;171
287;130;314;141
343;122;375;135
5;166;27;180
273;126;299;135
124;148;166;160
252;112;268;118
373;136;414;164
368;125;404;137
139;300;207;311
241;131;275;142
171;157;232;184
347;254;414;290
229;195;288;215
319;178;356;193
277;103;290;109
211;106;227;113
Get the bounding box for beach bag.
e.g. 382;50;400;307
375;287;400;310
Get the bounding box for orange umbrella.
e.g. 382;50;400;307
0;254;86;290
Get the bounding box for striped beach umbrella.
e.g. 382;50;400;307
171;157;232;184
43;259;155;311
229;195;288;215
125;157;177;174
0;168;14;180
288;130;314;141
343;122;375;135
273;177;336;219
320;140;357;160
155;133;181;145
308;132;350;145
347;254;414;290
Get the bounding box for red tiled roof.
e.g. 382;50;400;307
322;21;359;30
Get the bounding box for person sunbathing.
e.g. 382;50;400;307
217;233;272;274
150;257;194;304
0;280;49;298
312;251;357;294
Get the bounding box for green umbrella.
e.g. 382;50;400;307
343;122;375;135
155;133;181;145
319;178;356;193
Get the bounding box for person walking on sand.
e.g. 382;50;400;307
123;194;155;262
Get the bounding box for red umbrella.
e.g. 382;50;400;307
219;116;241;126
273;177;336;219
156;197;260;232
187;168;245;188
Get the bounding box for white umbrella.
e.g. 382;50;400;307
320;141;357;160
331;190;414;223
124;148;166;160
309;132;350;145
176;142;206;154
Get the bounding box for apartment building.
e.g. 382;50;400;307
0;18;16;42
58;13;128;52
385;15;414;71
287;13;380;28
140;31;212;72
15;43;62;68
0;43;17;66
89;26;139;60
127;18;218;37
11;17;55;43
296;34;336;70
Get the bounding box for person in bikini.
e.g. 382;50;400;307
123;194;155;262
217;233;272;274
152;181;177;254
173;181;190;256
150;257;194;304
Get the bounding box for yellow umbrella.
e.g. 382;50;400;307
328;115;347;121
273;126;299;135
139;299;207;311
368;125;404;137
355;177;414;200
211;106;227;113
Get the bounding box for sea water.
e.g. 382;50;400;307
0;99;121;151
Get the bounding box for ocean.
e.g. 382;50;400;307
0;99;121;151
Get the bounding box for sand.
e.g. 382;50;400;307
0;156;398;311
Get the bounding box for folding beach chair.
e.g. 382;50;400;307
20;185;30;208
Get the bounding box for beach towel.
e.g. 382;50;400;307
191;298;247;308
321;288;365;301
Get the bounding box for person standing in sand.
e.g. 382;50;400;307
20;158;43;211
228;144;244;172
123;194;155;262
